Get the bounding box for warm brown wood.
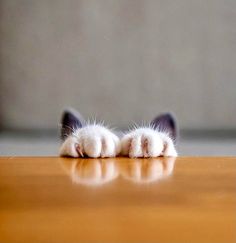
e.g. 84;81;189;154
0;157;236;243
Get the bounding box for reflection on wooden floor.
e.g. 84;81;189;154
0;157;235;243
61;157;176;185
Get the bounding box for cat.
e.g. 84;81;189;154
59;108;178;158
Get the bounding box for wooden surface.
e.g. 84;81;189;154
0;157;236;243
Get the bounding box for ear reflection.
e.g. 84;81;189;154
119;157;176;183
62;158;119;186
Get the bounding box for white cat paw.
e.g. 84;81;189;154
121;128;177;158
60;125;121;158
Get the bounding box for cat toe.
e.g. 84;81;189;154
129;135;143;158
100;136;116;157
59;136;80;157
141;134;164;157
113;135;121;155
121;135;132;156
83;136;102;158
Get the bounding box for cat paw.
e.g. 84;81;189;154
60;125;120;158
121;128;177;158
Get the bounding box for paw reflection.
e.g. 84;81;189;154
61;157;176;185
62;158;119;186
119;157;176;183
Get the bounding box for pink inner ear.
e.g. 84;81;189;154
75;144;84;157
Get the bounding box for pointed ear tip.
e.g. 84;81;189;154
61;108;83;122
151;112;177;132
161;112;175;119
61;107;76;116
155;112;177;123
61;110;72;122
60;107;84;126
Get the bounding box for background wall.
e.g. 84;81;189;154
0;0;236;131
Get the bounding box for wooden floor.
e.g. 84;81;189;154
0;157;236;243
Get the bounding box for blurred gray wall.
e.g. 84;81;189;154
0;0;235;130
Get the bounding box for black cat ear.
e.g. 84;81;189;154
150;113;177;142
60;108;85;140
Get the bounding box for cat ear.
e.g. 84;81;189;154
150;113;177;142
61;108;85;140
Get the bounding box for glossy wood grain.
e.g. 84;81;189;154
0;157;236;243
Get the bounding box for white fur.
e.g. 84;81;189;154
121;128;177;157
60;125;121;158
